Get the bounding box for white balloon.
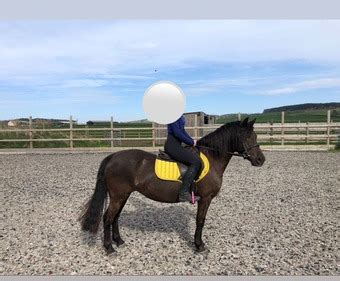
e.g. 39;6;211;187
143;81;185;124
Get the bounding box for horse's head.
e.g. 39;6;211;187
237;117;265;167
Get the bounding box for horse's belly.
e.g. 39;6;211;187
136;181;181;204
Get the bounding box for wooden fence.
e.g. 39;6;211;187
0;111;339;150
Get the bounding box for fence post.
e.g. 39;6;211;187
306;121;309;144
152;122;155;148
327;110;331;148
29;116;33;149
85;125;89;139
281;111;285;146
70;115;73;149
194;114;198;140
270;121;273;145
110;116;114;148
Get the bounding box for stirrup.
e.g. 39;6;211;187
179;191;200;204
191;191;201;204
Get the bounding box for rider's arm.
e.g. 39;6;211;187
183;129;195;144
169;121;195;146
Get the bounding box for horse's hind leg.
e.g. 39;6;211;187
103;205;115;254
112;195;130;247
103;195;129;254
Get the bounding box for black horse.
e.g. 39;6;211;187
79;118;265;254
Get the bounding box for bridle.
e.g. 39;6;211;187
196;143;260;160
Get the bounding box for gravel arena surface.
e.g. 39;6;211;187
1;151;339;275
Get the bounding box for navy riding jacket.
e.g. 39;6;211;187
167;115;194;146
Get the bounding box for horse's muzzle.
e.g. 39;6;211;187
251;153;265;167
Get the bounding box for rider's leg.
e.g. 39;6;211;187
164;134;202;203
178;160;201;202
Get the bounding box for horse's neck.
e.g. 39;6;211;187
213;154;233;177
200;127;239;176
203;144;235;177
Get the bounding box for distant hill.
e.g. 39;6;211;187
126;119;150;123
1;118;70;123
216;103;340;123
263;103;340;113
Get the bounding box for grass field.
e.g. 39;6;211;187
0;123;154;149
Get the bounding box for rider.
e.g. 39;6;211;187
164;114;201;203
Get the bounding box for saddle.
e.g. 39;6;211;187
155;147;210;183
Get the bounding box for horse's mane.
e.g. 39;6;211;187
196;121;242;156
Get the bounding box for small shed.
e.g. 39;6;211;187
86;120;109;126
154;111;217;145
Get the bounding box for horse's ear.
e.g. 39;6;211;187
248;118;256;128
241;117;249;127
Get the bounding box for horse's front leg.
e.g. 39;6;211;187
194;196;212;252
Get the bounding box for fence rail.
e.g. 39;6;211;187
1;111;339;150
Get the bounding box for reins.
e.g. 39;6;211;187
196;143;260;160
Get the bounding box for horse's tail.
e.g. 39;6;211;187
79;155;112;234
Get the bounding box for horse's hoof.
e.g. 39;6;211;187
104;244;115;255
114;238;125;247
195;243;208;253
196;247;209;254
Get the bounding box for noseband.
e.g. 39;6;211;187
196;143;260;160
239;143;260;159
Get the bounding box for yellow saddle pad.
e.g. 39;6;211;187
155;152;210;182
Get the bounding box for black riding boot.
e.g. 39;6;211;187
179;165;201;203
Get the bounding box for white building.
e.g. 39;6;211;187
8;121;17;127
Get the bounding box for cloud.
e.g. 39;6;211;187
101;74;153;80
1;20;339;95
1;90;122;107
61;79;109;88
263;78;340;96
1;20;340;79
183;77;260;96
1;21;339;121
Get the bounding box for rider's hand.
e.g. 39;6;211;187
193;139;197;146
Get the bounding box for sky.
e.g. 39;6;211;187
0;20;339;123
